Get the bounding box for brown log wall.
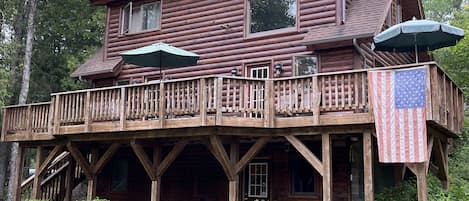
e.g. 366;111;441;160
105;0;340;81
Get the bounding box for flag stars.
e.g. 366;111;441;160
394;68;426;109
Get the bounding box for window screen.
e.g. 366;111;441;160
248;0;297;34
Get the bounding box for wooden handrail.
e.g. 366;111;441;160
1;62;464;140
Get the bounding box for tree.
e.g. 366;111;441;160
7;0;37;200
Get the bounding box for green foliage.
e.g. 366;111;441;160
375;179;418;201
432;5;469;101
423;0;466;22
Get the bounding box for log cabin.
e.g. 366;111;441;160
1;0;464;201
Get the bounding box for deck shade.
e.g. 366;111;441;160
373;18;464;63
120;42;200;69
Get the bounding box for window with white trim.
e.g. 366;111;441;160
121;1;161;34
248;162;269;198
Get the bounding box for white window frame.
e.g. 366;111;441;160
121;1;161;34
248;162;269;198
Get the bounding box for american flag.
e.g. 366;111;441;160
368;67;428;163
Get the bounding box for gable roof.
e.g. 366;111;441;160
302;0;392;45
71;48;122;78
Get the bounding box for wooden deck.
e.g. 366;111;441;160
1;62;464;142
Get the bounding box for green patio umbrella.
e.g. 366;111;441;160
120;42;200;79
373;18;464;63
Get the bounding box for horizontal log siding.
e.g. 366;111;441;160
106;0;339;81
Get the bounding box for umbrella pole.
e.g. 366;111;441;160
414;34;419;63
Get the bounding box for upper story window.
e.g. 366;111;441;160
247;0;297;35
121;1;161;34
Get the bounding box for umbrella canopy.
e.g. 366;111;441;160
373;18;464;62
120;42;199;69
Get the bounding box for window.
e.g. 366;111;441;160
248;162;269;198
121;1;161;34
294;55;318;76
247;0;297;34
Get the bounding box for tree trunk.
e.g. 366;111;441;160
7;0;37;200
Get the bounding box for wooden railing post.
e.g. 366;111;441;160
26;105;32;136
199;78;207;126
84;91;91;132
430;65;440;123
312;76;320;125
48;99;54;135
216;77;223;125
425;65;433;120
53;95;61;134
120;87;126;131
159;82;165;128
2;108;7;141
264;80;274;128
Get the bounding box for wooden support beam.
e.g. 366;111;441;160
416;163;428;201
322;133;332;201
234;136;270;174
151;180;161;201
363;131;374;201
131;140;157;180
87;148;99;200
285;135;323;175
208;135;235;180
229;141;239;201
425;134;434;174
66;142;92;179
433;136;448;188
229;180;238;201
12;145;24;201
31;146;43;199
37;144;65;176
93;143;121;175
156;140;188;177
64;160;74;201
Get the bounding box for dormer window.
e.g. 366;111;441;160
247;0;297;35
121;1;161;34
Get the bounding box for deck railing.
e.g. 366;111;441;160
1;62;464;141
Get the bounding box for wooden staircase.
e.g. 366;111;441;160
20;152;86;201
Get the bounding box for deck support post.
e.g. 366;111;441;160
64;160;75;201
67;142;120;200
87;148;99;200
363;131;374;201
151;179;161;201
416;163;428;201
207;136;270;201
31;146;43;199
131;140;187;201
322;133;332;201
12;144;24;201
